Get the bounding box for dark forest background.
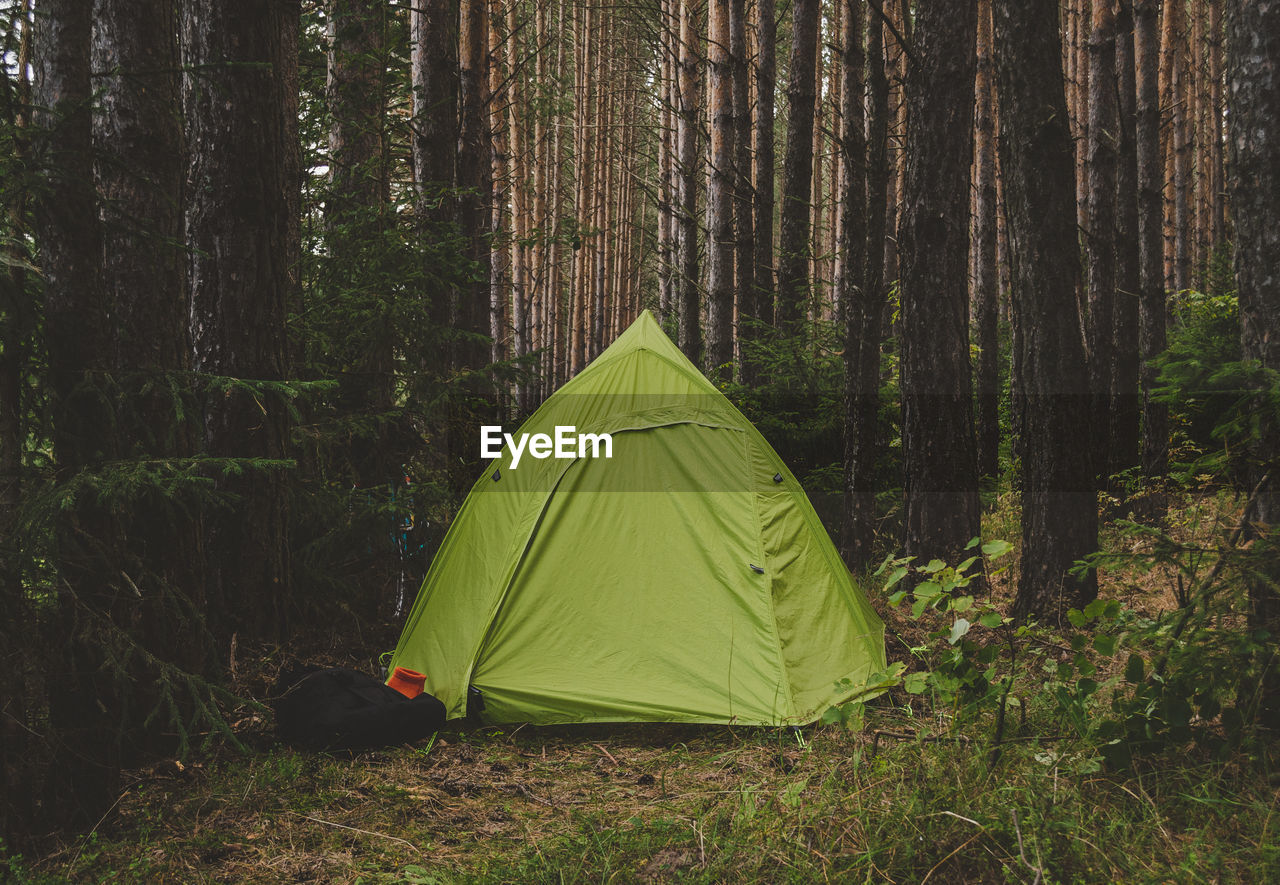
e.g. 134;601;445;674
1;0;1278;852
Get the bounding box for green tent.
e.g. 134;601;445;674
388;311;884;725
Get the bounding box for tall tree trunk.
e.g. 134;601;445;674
1226;0;1280;639
411;0;458;334
0;4;32;838
676;0;703;360
327;0;391;483
34;0;117;824
774;0;819;332
489;5;509;373
1208;0;1225;249
1086;0;1118;481
1136;0;1166;477
899;0;980;568
658;0;676;323
838;0;871;564
730;0;753;373
184;0;294;642
974;0;1000;479
843;0;891;567
994;0;1099;622
1112;0;1142;474
94;0;208;686
458;0;491;369
327;0;386;227
705;0;734;377
750;0;776;344
1171;2;1191;294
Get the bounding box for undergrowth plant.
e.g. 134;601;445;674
825;524;1277;772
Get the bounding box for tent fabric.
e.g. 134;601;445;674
387;310;885;725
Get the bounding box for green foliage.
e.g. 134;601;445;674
827;525;1276;772
1153;287;1280;485
727;318;900;537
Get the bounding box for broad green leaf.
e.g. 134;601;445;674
922;558;946;574
903;671;929;694
981;539;1014;560
915;580;942;599
1124;653;1145;684
888;589;908;606
965;536;981;550
978;611;1003;628
1067;608;1088;628
884;566;909;589
1093;634;1117;657
956;555;979;574
1083;599;1106;620
951;595;974;613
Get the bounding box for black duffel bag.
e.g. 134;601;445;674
271;666;446;752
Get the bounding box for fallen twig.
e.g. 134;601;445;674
295;812;421;853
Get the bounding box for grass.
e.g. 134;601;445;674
6;482;1278;883
8;714;1276;883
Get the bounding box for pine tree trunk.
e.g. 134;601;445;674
676;0;703;361
1136;0;1167;477
730;0;753;373
1112;0;1142;474
1172;4;1191;294
35;0;118;825
838;0;872;564
994;0;1098;622
327;0;391;482
899;0;980;569
458;0;492;369
184;0;294;642
705;0;734;377
974;0;1000;479
327;0;386;227
1208;0;1225;248
658;0;676;323
94;0;210;689
0;5;31;838
411;0;458;336
1086;0;1118;480
751;0;776;339
775;0;819;332
1226;0;1280;634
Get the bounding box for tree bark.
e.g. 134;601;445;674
411;0;458;334
94;0;209;684
842;0;891;568
327;0;391;482
1226;0;1280;632
994;0;1099;622
730;0;753;374
899;0;980;569
1112;0;1142;474
705;0;734;377
458;0;492;369
34;0;117;825
974;0;1000;479
676;0;703;361
1136;0;1167;477
750;0;776;346
838;0;869;564
1086;0;1118;480
184;0;294;643
774;0;819;332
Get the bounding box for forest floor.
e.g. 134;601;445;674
9;486;1280;883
